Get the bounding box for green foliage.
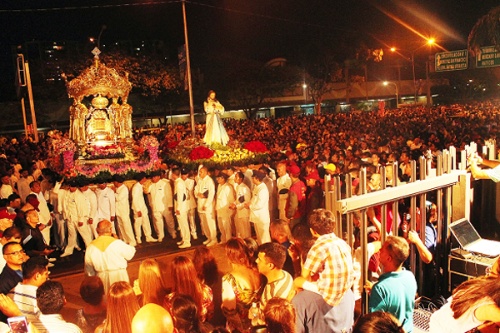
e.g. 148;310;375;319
226;59;302;119
468;6;500;55
58;50;182;99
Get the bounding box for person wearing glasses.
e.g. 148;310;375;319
0;242;25;295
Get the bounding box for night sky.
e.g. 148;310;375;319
0;0;498;99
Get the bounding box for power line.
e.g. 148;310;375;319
0;1;180;13
0;0;357;35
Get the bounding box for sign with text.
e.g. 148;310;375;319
435;50;468;72
476;46;500;68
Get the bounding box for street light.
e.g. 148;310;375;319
383;81;399;107
302;83;307;103
391;38;435;105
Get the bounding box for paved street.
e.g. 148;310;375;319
50;237;231;324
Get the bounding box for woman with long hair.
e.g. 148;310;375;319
171;294;213;333
136;258;167;306
164;255;214;322
95;281;140;333
193;246;225;327
222;237;263;333
429;276;500;333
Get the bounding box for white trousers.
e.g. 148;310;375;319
133;210;153;241
252;221;271;245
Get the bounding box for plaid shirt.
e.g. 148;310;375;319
303;233;354;306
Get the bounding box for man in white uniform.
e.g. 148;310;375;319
53;178;68;249
230;171;252;238
276;162;291;221
172;168;191;249
79;180;98;238
112;175;137;247
146;171;176;242
95;181;116;232
84;220;136;294
195;166;217;246
216;173;235;243
29;181;52;245
60;181;93;257
131;173;157;244
184;171;198;240
16;169;33;204
247;170;271;244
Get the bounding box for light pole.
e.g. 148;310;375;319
302;83;307;104
383;81;399;107
390;38;435;105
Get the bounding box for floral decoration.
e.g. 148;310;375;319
139;135;159;148
243;140;268;153
189;146;215;161
166;138;269;169
80;143;125;160
53;137;77;153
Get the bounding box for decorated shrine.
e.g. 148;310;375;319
49;49;161;181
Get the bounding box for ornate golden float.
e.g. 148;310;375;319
49;49;160;181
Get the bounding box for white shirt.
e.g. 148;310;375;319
249;182;270;225
31;191;51;226
33;313;83;333
429;296;493;333
234;182;251;218
174;178;189;213
8;282;39;322
63;190;90;222
95;187;116;220
81;188;97;221
147;179;173;212
216;182;235;212
84;235;136;293
194;175;215;211
114;184;130;217
184;178;197;210
131;181;148;213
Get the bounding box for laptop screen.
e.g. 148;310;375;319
449;219;481;248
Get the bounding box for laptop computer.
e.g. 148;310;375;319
449;218;500;258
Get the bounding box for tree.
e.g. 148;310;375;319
468;5;500;55
226;60;301;119
304;53;343;115
59;50;182;100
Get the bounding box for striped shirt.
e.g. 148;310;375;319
33;314;83;333
261;270;295;307
7;283;39;322
303;233;354;307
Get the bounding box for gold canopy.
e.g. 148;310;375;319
64;53;134;145
64;58;132;102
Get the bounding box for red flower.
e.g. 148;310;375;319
244;140;268;153
189;146;214;161
167;141;180;149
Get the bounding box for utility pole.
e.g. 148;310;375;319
182;0;196;138
25;61;39;142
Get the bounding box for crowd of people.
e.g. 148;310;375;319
0;101;498;332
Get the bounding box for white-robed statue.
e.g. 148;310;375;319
203;90;229;145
